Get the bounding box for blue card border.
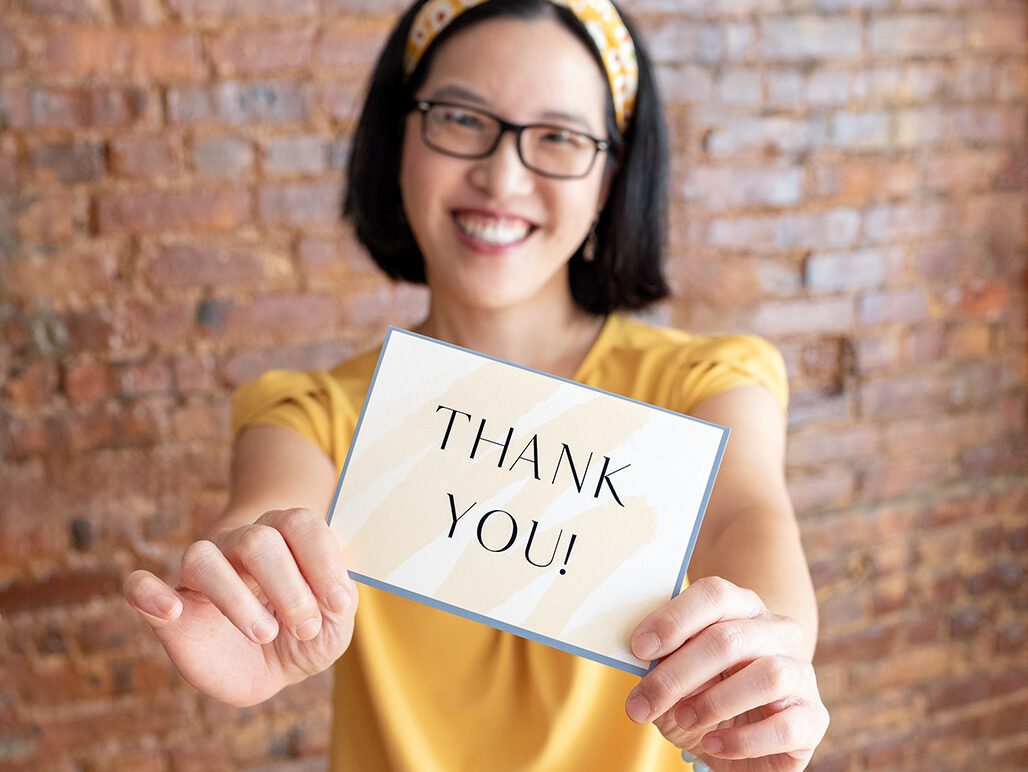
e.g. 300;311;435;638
326;325;730;676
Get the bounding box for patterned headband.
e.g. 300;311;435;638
404;0;638;133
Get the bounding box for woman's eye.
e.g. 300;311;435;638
541;130;586;148
441;109;484;130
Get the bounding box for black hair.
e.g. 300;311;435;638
344;0;670;315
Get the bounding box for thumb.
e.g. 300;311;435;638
123;569;184;629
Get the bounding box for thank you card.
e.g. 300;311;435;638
327;328;728;675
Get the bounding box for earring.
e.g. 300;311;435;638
582;225;598;263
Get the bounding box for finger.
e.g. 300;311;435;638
701;702;828;760
674;655;816;733
179;539;280;644
626;615;801;724
630;576;765;661
258;508;356;615
222;523;323;641
123;569;183;625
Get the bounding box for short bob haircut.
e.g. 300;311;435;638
344;0;670;316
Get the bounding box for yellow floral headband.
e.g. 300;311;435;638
404;0;638;134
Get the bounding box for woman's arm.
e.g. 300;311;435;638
625;383;828;770
124;424;359;707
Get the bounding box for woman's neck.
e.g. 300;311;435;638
413;300;607;379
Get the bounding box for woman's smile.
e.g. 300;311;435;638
452;210;536;251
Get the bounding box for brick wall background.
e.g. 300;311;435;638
0;0;1025;769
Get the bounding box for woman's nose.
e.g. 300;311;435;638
468;131;535;200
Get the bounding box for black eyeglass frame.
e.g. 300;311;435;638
411;99;614;180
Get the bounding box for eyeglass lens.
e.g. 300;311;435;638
421;103;601;179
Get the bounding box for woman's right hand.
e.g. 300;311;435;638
123;507;359;707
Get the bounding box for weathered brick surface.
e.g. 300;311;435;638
1;1;1026;770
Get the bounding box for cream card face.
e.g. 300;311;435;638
328;328;729;675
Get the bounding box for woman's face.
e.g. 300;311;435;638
399;14;612;317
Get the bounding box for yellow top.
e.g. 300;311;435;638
232;313;788;772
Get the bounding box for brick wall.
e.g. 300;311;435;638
1;0;1025;769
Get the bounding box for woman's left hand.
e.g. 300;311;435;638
625;576;829;771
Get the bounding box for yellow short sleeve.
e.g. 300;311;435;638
676;334;789;415
230;369;360;471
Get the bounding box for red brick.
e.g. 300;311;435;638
126;300;193;348
25;86;149;129
860;374;953;417
29;140;106;184
192;136;255;178
319;76;366;124
831;111;890;150
752;297;854;336
20;0;101;19
787;469;855;513
703;116;827;158
221;339;354;386
4;360;59;408
788;425;879;467
812;157;917;202
804;249;886;292
5;245;119;310
261;134;328;176
869;15;964;56
112;359;173;396
62;308;118;351
943;280;1008;320
41;28;203;79
863;201;951;244
112;0;166;24
144;241;269;287
95;188;251;234
859;287;929;326
14;190;86;243
642;19;723;65
314;18;393;69
759;15;861;61
950;105;1026;144
171;400;231;441
0;568;122;613
171;352;216;393
684;165;804;210
166;0;318;19
61;360;109;405
200;293;338;342
209;27;315;76
109;133;184;179
967;10;1027;53
38;693;190;751
257;182;343;227
863;455;960;499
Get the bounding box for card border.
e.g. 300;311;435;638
327;326;730;676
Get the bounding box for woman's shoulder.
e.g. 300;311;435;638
597;314;788;414
606;313;782;367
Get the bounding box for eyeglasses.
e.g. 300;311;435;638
411;100;612;180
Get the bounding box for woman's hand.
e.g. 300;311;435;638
124;508;359;707
625;576;828;771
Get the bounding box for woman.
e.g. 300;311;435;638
124;1;829;769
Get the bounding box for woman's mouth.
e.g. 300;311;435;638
453;212;533;246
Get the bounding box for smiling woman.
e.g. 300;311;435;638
123;2;829;771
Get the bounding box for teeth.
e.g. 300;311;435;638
455;213;531;245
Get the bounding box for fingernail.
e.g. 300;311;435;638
676;704;697;730
154;595;180;618
327;586;351;613
295;617;321;640
632;631;659;659
703;735;723;755
252;616;278;643
626;693;651;723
